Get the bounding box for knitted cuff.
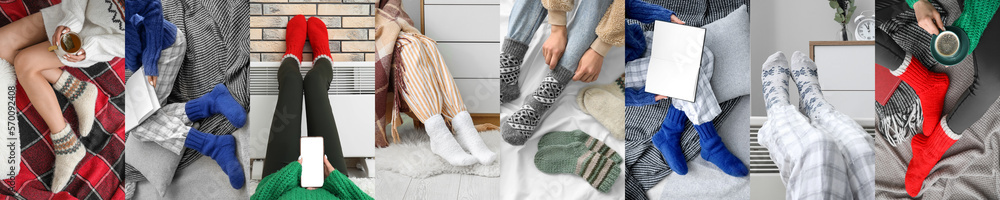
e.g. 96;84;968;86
693;122;718;140
185;97;211;122
663;105;687;128
552;65;575;84
502;38;530;59
591;40;612;57
596;163;622;193
894;55;949;91
183;128;212;150
939;115;961;140
890;53;914;76
548;11;567;26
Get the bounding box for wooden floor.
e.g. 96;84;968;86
374;170;501;200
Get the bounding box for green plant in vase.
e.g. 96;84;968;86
830;0;856;41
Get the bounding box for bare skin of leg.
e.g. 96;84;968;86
3;14;70;132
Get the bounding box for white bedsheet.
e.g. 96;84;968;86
499;1;626;199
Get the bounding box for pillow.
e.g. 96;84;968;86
702;4;750;102
125;133;181;197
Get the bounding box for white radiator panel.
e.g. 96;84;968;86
248;62;375;159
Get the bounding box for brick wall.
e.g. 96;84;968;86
249;0;376;62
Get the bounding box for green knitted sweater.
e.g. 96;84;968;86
251;162;373;200
908;0;1000;54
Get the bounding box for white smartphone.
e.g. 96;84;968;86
300;137;324;187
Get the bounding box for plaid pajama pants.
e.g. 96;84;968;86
808;107;876;200
759;103;852;199
129;103;190;155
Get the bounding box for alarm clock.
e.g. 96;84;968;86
853;11;875;40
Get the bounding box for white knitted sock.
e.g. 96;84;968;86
51;125;86;191
451;111;497;165
577;84;625;140
425;114;477;166
52;71;98;137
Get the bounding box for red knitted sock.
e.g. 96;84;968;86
904;118;960;197
892;55;949;135
307;17;331;61
284;15;307;63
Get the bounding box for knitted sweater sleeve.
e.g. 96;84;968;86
322;170;374;200
66;33;126;68
906;0;1000;54
55;0;87;34
592;0;624;56
542;0;574;26
251;162;303;200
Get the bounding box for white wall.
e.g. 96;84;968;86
750;0;875;116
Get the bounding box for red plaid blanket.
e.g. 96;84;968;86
8;60;125;200
0;1;125;199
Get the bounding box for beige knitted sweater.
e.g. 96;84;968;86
542;0;623;56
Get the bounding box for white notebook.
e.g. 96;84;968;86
645;20;706;102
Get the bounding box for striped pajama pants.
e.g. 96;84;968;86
395;32;467;122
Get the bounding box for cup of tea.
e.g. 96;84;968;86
60;32;83;55
48;31;83;56
930;26;969;66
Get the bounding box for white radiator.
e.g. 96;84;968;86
748;116;877;200
246;61;375;159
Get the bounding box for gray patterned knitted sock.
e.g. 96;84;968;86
500;38;528;103
761;51;791;110
502;67;574;145
790;51;833;118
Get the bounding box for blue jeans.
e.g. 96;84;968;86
506;0;612;71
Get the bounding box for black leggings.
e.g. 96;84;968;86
262;57;347;178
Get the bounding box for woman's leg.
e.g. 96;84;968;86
263;15;307;177
414;34;496;164
502;0;613;145
262;57;304;178
6;13;65;133
301;17;348;172
397;33;476;166
0;14;46;61
303;57;348;172
501;0;548;103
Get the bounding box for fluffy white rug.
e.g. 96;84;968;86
375;129;501;178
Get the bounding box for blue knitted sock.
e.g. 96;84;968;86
695;121;748;177
185;129;245;189
626;0;674;23
651;105;689;175
626;24;645;62
186;84;247;127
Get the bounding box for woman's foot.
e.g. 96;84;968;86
50;125;86;191
284;15;307;63
307;17;331;61
451;111;497;165
425;114;477;166
185;84;247;127
52;71;99;137
185;128;245;189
